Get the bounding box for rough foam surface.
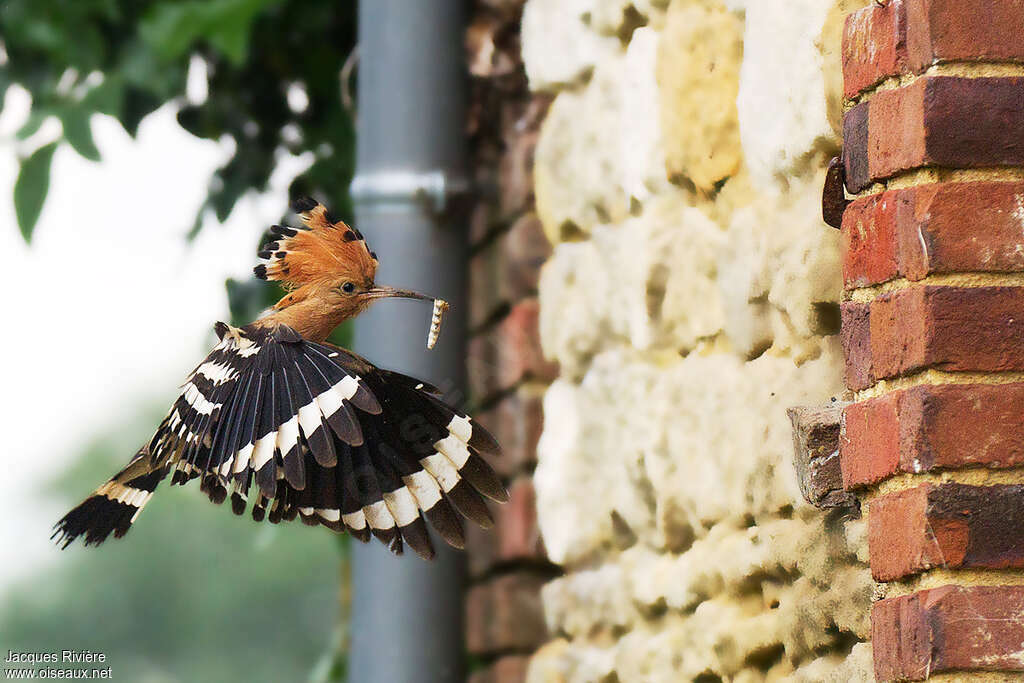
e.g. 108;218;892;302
524;0;871;680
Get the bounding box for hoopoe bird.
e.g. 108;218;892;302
53;197;507;560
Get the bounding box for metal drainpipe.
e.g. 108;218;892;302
347;1;468;682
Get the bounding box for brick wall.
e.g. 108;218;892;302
464;3;559;682
837;1;1024;681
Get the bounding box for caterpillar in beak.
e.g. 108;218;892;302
427;299;449;350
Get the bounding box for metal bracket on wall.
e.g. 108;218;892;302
822;155;851;229
350;170;472;215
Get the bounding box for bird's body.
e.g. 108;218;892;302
53;198;506;560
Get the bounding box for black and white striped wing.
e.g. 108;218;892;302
52;447;170;548
152;322;506;560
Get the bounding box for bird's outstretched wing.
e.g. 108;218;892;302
52;447;170;548
148;321;506;559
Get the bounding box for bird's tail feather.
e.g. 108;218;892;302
52;447;169;548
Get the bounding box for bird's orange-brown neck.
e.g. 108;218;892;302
254;293;365;342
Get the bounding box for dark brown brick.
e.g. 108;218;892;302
501;213;550;300
468;331;501;402
844;77;1024;192
468;655;530;683
926;77;1024;168
466;477;546;577
869;482;1024;581
468;212;551;332
843;0;1024;100
788;404;859;509
475;387;544;478
465;572;548;654
873;585;1024;681
841;300;874;391
470;234;506;331
869;286;1024;380
843;100;871;192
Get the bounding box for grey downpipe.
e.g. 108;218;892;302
348;1;468;682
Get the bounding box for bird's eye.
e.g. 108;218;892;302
341;282;356;294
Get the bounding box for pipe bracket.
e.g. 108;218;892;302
350;169;471;214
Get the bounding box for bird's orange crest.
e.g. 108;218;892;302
254;197;379;309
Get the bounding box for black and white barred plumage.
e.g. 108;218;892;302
54;322;506;560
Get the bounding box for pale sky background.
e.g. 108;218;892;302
0;78;314;588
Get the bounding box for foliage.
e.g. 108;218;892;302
0;407;346;682
0;0;358;240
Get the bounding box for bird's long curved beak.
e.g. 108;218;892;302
361;285;435;302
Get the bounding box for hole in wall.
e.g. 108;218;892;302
694;673;724;683
744;643;786;671
811;302;841;336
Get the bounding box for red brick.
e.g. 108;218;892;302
868;287;931;379
841;189;900;289
841;182;1024;289
475;388;544;478
843;0;1024;100
840;393;900;488
868;286;1024;380
501;213;550;301
842;0;904;100
869;482;1024;581
468;212;551;331
899;182;1024;280
496;299;558;389
468;655;530;683
465;572;548;654
467;478;546;577
844;77;1024;192
901;383;1024;471
865;78;928;188
908;0;1024;72
841;301;874;391
468;299;557;401
841;383;1024;487
873;585;1024;681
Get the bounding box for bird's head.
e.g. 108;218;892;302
254;198;435;338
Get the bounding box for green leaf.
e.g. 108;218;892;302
16;110;49;140
81;78;124;118
139;0;279;66
14;142;57;242
59;109;101;161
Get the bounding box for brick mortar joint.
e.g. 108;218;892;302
860;468;1024;501
843;60;1024;110
852;369;1024;401
844;273;1024;303
845;168;1024;201
875;568;1024;600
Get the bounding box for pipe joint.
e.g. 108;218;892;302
350;169;471;214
